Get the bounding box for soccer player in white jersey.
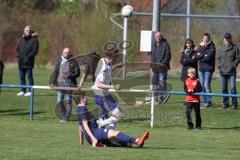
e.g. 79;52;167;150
92;48;123;129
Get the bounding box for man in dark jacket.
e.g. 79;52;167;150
149;32;171;104
50;47;80;122
196;33;215;108
217;32;240;110
16;25;39;96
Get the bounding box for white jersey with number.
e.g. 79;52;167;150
92;58;112;96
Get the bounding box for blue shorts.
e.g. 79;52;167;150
84;128;109;144
94;95;119;113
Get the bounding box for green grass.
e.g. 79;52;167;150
0;68;240;160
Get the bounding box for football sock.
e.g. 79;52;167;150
109;123;116;129
116;132;136;144
100;116;117;127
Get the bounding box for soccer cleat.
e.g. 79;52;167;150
24;92;32;96
135;131;150;147
17;91;25;96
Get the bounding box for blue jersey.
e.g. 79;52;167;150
77;106;98;130
77;106;110;145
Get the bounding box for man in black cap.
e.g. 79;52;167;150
217;32;240;110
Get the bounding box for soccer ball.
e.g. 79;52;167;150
121;5;133;17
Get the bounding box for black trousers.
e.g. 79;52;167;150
185;102;202;128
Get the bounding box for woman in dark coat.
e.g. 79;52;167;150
180;39;198;81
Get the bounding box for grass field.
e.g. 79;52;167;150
0;68;240;160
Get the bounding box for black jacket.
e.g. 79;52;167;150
197;41;216;72
51;54;80;87
150;39;171;69
180;49;198;81
217;44;240;75
16;33;39;69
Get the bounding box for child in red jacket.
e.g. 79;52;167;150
184;68;202;130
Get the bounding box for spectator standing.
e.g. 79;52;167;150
180;38;198;82
149;32;171;104
184;68;202;130
16;25;39;96
217;32;240;110
51;47;80;122
196;33;216;108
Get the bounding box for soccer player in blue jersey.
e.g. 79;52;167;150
76;92;149;147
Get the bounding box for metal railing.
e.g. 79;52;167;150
1;84;240;128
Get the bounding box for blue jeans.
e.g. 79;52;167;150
220;74;238;107
57;91;72;120
198;71;213;105
19;68;34;92
159;73;167;89
152;72;168;102
152;72;167;90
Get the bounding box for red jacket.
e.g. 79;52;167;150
184;77;202;102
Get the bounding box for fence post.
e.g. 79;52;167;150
150;91;155;128
30;87;34;121
122;17;128;80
